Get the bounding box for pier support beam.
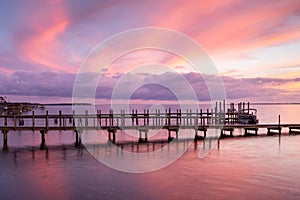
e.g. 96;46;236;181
138;128;148;143
194;126;207;140
267;127;281;136
220;127;234;138
168;127;179;141
268;115;282;136
108;128;117;144
289;126;300;135
40;130;47;150
2;130;8;151
244;127;258;136
75;130;82;147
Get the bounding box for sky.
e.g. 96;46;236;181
0;0;300;103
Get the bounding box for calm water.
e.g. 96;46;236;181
1;104;300;199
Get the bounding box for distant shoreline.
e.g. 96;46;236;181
44;103;92;106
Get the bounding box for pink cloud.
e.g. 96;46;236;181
140;0;300;56
1;0;299;82
13;1;73;72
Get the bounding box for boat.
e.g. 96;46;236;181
237;108;259;124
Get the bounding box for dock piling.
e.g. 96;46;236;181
32;111;35;131
46;110;49;131
59;110;62;127
75;130;82;147
40;130;47;150
2;130;8;151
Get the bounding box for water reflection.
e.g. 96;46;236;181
1;134;300;199
2;138;211;162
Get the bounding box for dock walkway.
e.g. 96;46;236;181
0;109;299;150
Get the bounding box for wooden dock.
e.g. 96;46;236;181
0;108;300;151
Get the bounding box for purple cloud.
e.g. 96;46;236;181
1;71;300;103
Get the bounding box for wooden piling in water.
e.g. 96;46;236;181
40;130;47;150
108;128;117;144
75;130;82;147
4;111;7;126
244;127;258;136
220;127;234;138
138;128;148;143
267;115;282;136
2;130;8;151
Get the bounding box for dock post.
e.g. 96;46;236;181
135;109;138;126
138;129;148;142
145;130;148;142
165;109;168;125
40;130;47;150
109;110;112;126
190;109;192;125
108;128;116;143
179;109;182;125
98;110;102;127
144;109;146;126
139;130;142;141
206;109;209;125
46;110;49;131
59;110;62;127
108;130;111;141
147;109;149;125
124;110;126;126
211;108;214;125
112;129;116;144
72;110;76;127
176;109;178;126
160;110;163;126
32;111;35;131
132;109;134;126
93;115;96;127
199;109;202;125
2;130;8;151
85;110;88;127
195;109;198;126
75;130;79;147
168;130;172;142
154;110;156;126
278;115;281;136
122;110;125;127
168;108;171;126
155;110;157;126
247;102;250;113
13;116;16;130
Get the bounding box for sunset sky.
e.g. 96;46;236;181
0;0;300;103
